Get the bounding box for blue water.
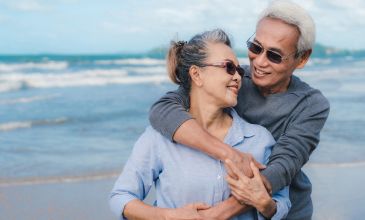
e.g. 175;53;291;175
0;55;364;183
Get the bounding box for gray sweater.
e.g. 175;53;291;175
149;65;330;220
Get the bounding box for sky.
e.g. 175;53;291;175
0;0;364;54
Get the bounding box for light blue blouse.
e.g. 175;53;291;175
110;109;291;220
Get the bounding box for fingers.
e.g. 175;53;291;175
250;162;261;179
224;163;238;180
225;174;240;188
260;174;273;196
230;191;246;205
193;202;211;210
225;159;248;180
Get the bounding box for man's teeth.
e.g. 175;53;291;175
256;69;267;75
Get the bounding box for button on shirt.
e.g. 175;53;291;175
110;109;291;220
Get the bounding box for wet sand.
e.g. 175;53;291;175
1;163;364;220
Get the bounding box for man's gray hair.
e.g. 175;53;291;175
257;0;315;53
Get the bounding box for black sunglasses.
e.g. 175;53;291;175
246;40;297;64
201;61;244;76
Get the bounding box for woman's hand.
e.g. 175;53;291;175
225;160;276;218
162;202;211;220
223;149;265;179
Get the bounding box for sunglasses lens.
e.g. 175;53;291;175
225;62;236;75
236;67;245;76
267;51;283;64
247;41;262;55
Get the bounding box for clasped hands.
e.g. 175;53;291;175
163;149;272;220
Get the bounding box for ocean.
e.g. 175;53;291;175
0;54;364;186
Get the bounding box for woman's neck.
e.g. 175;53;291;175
189;91;232;141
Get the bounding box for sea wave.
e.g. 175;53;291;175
0;61;68;72
95;58;165;65
0;117;68;132
0;94;60;105
128;66;166;74
0;69;169;93
307;161;365;168
0;171;119;187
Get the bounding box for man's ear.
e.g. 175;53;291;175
189;65;203;87
296;49;312;69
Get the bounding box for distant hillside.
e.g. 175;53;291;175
145;43;365;59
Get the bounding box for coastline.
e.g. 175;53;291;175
1;162;364;220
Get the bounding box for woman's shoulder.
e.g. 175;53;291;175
140;125;169;142
231;109;275;144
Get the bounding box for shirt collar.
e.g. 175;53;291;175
224;108;255;147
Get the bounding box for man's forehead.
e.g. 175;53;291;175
255;18;299;50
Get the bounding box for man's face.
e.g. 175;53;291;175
248;17;305;95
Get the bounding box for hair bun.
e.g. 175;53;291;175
176;41;187;48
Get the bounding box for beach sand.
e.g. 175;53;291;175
1;163;364;220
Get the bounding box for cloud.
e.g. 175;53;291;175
10;0;50;12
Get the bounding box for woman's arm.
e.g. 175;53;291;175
198;196;252;219
109;127;211;220
124;200;210;220
109;127;162;218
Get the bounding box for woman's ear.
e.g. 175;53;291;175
189;65;203;87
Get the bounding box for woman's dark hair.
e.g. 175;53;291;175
167;29;231;92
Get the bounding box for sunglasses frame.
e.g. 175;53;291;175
246;33;298;64
201;61;245;77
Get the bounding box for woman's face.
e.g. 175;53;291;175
198;42;242;108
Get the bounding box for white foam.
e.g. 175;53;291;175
307;161;365;168
0;94;60;105
128;66;166;74
0;171;119;187
0;121;32;131
0;117;68;132
0;69;169;92
95;58;165;65
0;61;68;72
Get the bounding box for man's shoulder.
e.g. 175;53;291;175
291;75;329;107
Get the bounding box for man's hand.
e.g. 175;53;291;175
163;202;210;220
260;173;273;196
225;161;276;218
222;148;265;178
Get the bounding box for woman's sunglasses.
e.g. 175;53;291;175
201;61;244;76
246;40;297;64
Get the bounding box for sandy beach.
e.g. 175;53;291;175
1;163;364;220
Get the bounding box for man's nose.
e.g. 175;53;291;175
254;51;269;67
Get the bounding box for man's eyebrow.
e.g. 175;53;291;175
254;38;284;54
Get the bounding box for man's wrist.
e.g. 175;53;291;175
216;143;233;161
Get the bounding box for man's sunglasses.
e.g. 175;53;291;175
246;39;297;64
201;61;244;76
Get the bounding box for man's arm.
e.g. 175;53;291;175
261;92;330;193
149;86;262;177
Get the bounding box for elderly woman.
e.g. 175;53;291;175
109;29;290;220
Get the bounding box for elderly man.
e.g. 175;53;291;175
149;0;329;219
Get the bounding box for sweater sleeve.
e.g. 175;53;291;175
261;91;330;193
149;86;192;141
